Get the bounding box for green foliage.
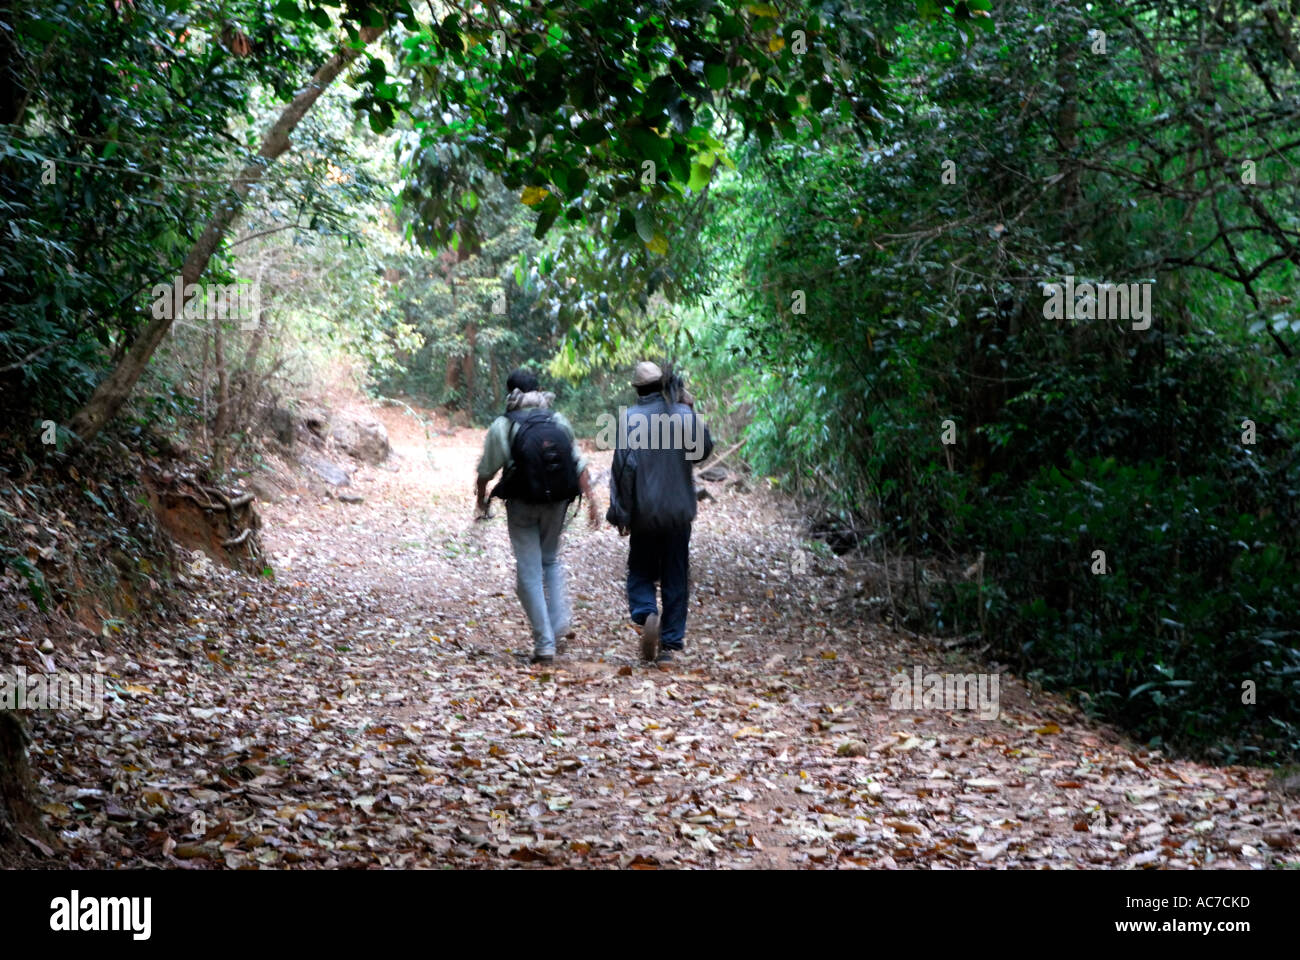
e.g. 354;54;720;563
1;0;967;434
0;547;49;610
0;0;337;422
389;0;981;339
375;168;552;419
974;449;1300;761
678;0;1300;759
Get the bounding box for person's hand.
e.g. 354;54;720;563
618;525;630;537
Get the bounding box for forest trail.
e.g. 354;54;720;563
30;405;1293;869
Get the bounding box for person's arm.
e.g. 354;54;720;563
551;411;598;528
475;417;510;512
577;466;599;528
698;415;714;462
606;445;635;533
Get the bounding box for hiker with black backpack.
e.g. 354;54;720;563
475;369;599;664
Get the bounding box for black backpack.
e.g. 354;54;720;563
491;409;581;504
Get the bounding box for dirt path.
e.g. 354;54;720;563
27;405;1298;868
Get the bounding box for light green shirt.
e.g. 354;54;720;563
477;410;588;481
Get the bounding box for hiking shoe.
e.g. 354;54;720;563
655;648;676;664
555;628;575;655
639;613;660;662
530;653;554;665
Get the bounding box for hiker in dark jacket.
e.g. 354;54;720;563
476;369;599;664
606;362;713;663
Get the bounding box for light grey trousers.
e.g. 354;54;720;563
505;500;572;656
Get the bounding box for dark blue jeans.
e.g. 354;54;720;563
627;525;691;648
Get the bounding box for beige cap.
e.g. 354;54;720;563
632;361;663;387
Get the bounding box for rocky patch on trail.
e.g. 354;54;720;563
260;400;395;496
329;411;390;465
298;449;352;487
264;401;391;467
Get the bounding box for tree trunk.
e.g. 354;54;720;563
1055;35;1081;230
199;328;210;452
444;355;460;396
1055;29;1082;361
68;25;384;444
462;321;478;412
211;315;231;473
231;259;271;433
443;269;464;405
